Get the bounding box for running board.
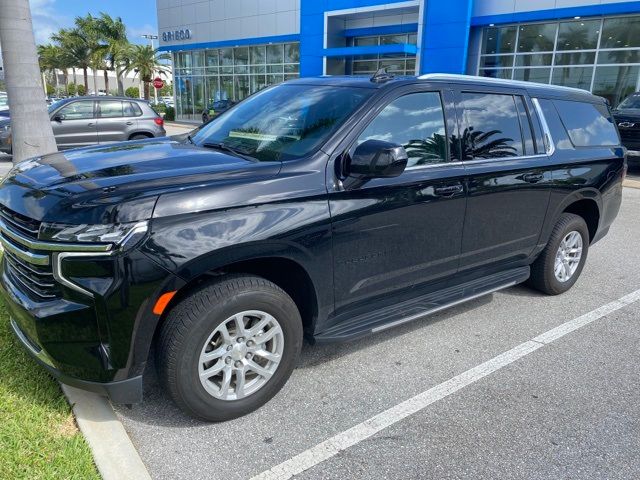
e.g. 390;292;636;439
314;266;530;342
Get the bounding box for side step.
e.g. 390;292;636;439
314;266;530;342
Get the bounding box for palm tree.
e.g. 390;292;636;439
38;43;74;95
124;45;170;100
52;28;91;93
96;13;129;95
0;0;58;162
71;14;107;95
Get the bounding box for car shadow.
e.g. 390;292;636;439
115;286;546;428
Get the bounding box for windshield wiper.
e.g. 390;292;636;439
201;142;258;162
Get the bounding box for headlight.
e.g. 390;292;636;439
39;221;148;249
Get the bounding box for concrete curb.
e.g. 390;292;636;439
62;385;151;480
623;178;640;189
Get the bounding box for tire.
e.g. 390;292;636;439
202;113;209;123
157;275;303;421
130;134;149;140
528;213;589;295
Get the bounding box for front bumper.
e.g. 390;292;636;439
10;317;142;403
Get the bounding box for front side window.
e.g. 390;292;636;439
98;101;123;118
191;84;373;162
554;100;619;147
459;93;523;159
57;101;94;120
356;92;448;167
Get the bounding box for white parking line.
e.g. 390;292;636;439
251;288;640;480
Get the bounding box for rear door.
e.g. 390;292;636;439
51;100;98;148
453;86;553;273
96;100;129;143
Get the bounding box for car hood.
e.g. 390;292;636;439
612;109;640;122
0;138;281;224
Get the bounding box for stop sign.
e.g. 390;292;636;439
153;77;164;89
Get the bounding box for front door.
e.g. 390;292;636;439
327;87;467;324
453;87;552;272
96;100;130;143
51;100;98;149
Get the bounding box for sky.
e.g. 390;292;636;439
29;0;158;46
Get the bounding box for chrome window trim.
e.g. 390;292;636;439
405;160;464;171
531;98;556;156
0;218;112;253
461;154;547;166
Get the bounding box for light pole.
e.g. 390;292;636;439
142;34;159;103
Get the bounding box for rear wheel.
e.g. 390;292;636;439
130;133;149;140
157;275;303;421
528;213;589;295
202;113;209;123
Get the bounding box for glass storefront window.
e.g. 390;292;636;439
192;51;205;68
267;44;284;64
593;66;640;106
517;23;557;52
601;16;640;48
513;68;551;83
551;66;594;89
234;48;249;66
557;20;600;50
285;43;300;64
250;46;266;65
478;16;640;107
482;26;517;54
348;33;417;76
206;49;219;67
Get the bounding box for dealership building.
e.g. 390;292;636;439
156;0;640;121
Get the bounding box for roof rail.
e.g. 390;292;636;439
417;73;589;94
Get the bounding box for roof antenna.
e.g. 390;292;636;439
370;66;396;83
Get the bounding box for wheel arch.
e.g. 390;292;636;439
545;188;602;245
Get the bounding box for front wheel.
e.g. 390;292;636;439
157;275;303;421
528;213;589;295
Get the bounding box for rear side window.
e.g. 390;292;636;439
459;92;523;159
124;102;143;117
554;100;619;147
99;101;123;118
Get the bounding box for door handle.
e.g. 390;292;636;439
126;121;133;125
87;122;94;126
433;184;464;196
523;173;544;183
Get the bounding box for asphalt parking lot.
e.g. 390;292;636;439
115;186;640;480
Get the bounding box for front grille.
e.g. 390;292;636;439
4;248;58;299
0;206;40;239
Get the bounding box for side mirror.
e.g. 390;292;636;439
348;139;408;179
53;115;63;122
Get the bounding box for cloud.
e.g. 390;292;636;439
127;24;159;45
30;0;72;45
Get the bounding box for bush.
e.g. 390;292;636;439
77;84;86;95
151;102;166;113
125;86;139;98
164;106;175;121
45;84;55;95
67;83;77;96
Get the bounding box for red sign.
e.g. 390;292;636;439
153;77;164;89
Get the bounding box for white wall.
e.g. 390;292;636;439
157;0;300;46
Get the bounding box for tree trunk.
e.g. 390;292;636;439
72;67;77;86
103;69;109;94
83;67;88;92
0;0;58;162
92;68;98;95
116;66;124;96
63;71;68;95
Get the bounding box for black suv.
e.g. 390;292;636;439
612;92;640;167
0;75;625;421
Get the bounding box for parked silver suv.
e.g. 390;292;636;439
0;96;166;153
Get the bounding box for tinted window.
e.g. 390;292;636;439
357;92;447;167
554;100;619;147
191;84;373;162
124;101;142;117
99;101;123;118
58;101;94;120
459;93;523;159
514;96;535;155
618;94;640;110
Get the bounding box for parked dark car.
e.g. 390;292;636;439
0;96;165;154
201;99;235;123
0;75;625;421
612;92;640;167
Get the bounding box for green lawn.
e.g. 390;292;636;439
0;298;99;480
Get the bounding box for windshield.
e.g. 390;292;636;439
617;94;640;110
48;99;68;113
191;84;373;162
0;97;8;109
